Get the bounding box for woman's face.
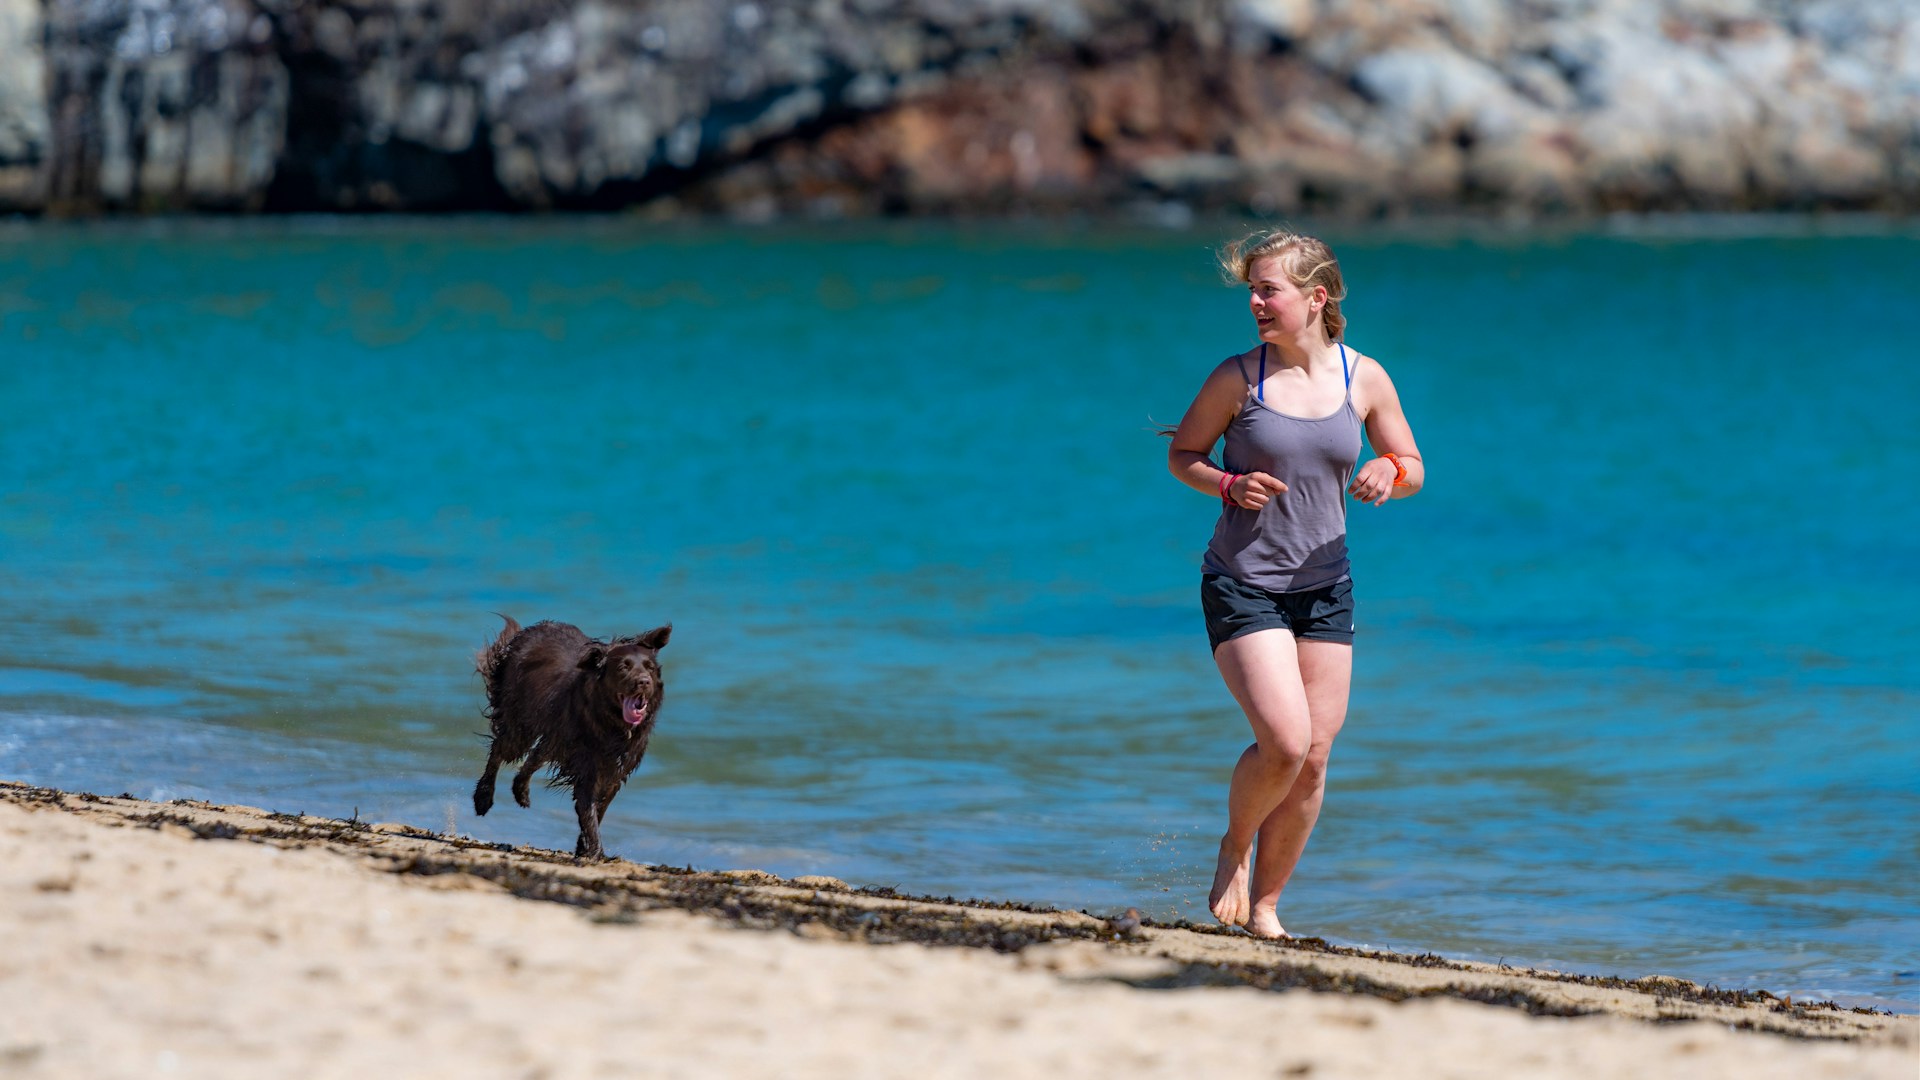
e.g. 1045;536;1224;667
1247;257;1323;342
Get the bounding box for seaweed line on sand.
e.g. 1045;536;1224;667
3;781;1911;1046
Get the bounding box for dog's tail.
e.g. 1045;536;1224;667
474;614;521;699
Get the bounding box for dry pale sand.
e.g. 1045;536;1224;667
2;781;1913;1079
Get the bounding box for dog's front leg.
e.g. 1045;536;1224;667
473;743;504;816
572;785;605;859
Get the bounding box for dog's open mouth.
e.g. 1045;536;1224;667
620;696;650;728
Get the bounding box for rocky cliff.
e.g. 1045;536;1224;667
2;0;1915;217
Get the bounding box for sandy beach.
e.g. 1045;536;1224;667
1;780;1911;1079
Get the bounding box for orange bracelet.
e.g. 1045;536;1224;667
1383;453;1410;488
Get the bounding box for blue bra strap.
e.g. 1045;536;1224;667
1253;342;1347;400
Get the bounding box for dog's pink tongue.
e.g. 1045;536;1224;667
621;696;648;726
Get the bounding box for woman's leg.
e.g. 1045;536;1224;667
1246;639;1352;937
1208;628;1314;926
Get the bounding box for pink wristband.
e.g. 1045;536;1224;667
1219;472;1240;504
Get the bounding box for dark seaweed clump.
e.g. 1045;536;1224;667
387;851;1108;954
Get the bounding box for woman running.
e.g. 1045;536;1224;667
1166;229;1424;938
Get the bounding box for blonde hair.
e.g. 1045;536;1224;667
1218;229;1348;343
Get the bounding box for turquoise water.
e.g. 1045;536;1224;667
2;216;1915;1010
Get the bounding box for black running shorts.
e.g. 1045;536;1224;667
1200;572;1355;652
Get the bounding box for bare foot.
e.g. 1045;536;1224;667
1246;906;1290;940
1208;836;1251;926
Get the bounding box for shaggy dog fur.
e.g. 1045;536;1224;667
471;616;671;859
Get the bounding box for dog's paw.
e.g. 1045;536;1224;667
512;781;532;809
472;784;493;817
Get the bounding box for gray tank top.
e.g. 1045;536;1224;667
1202;343;1364;593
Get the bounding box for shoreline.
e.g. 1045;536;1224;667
3;779;1914;1076
5;208;1920;239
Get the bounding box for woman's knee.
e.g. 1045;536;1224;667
1250;724;1311;771
1294;746;1334;791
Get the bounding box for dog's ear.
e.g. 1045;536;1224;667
634;625;671;651
577;646;607;671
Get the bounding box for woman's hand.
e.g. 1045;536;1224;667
1230;471;1288;510
1348;458;1399;506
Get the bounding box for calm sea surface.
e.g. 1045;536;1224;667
2;216;1915;1010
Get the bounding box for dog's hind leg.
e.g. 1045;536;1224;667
473;744;504;816
510;756;541;809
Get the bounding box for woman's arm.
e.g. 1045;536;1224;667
1349;356;1423;505
1167;360;1289;510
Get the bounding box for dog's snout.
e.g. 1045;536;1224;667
619;654;655;686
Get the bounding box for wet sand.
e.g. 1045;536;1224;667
2;780;1912;1078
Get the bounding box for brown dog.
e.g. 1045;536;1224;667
471;616;671;859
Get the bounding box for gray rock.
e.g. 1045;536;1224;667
1135;152;1244;193
1353;45;1544;148
0;0;48;208
40;0;285;210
